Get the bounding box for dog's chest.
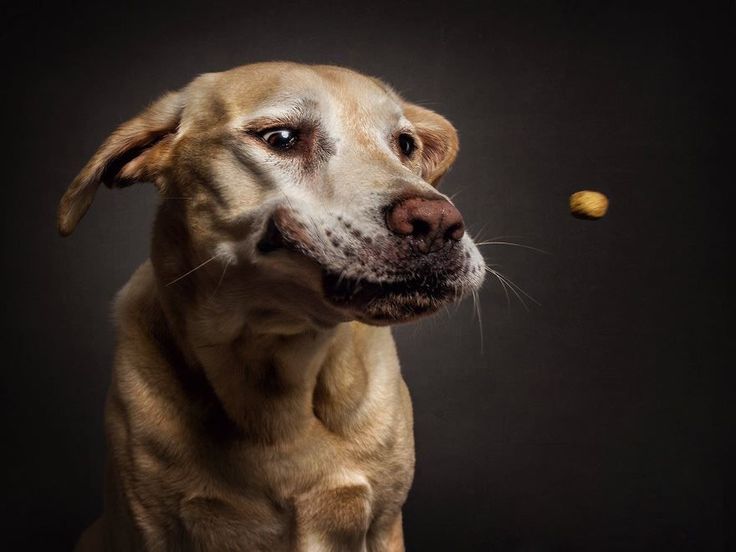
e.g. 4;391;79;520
174;423;413;551
112;301;412;549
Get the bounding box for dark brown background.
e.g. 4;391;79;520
1;1;733;550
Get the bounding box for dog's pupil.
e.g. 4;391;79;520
399;134;415;156
265;129;297;149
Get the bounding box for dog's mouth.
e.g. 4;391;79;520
257;208;480;324
321;270;459;324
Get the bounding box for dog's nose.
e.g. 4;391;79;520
386;196;465;253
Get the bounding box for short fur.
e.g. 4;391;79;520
61;62;484;551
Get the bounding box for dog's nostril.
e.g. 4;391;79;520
410;218;432;238
445;220;465;242
386;196;465;252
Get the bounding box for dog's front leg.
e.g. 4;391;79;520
367;512;405;552
294;483;373;551
383;514;405;552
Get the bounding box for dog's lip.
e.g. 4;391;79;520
321;270;459;322
256;218;289;253
322;271;455;301
257;206;324;257
257;215;297;254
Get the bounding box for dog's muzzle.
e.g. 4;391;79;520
257;198;477;323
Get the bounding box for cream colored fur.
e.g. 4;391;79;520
61;62;484;551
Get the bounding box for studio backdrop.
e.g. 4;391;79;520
1;1;733;550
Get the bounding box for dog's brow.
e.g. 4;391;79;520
235;98;320;128
397;116;413;130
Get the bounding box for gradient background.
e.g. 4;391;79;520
1;1;733;550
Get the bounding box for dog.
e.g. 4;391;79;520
59;62;485;551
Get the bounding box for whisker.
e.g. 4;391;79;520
489;268;528;311
336;267;348;288
211;258;231;297
485;265;540;310
475;241;549;255
448;189;464;202
486;267;511;307
166;255;218;286
469;222;490;245
442;304;452;319
496;269;540;306
482;234;537;242
472;289;484;355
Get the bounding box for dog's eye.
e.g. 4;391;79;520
261;128;299;150
398;133;416;157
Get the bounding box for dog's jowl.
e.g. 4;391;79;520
60;62;485;552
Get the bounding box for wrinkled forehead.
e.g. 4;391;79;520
183;63;406;132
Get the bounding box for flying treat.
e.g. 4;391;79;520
570;190;608;219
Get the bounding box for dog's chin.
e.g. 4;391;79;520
321;271;460;325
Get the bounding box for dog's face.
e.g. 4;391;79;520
59;63;484;329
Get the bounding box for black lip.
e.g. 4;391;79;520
257;217;289;253
322;272;457;314
323;271;453;302
321;271;458;322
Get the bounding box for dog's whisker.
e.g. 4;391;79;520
485;266;511;307
476;241;549;255
211;258;231;297
166;254;219;286
442;304;452;319
466;222;490;246
494;269;539;306
475;222;491;244
483;234;532;241
448;188;464;202
485;265;538;310
489;268;528;311
471;289;484;355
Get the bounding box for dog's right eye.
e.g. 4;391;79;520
260;128;299;150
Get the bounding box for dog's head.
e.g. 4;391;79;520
58;63;484;330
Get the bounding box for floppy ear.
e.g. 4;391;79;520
403;103;460;186
57;91;184;236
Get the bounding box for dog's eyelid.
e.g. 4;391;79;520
242;119;296;135
394;125;418;141
239;111;319;134
258;124;299;135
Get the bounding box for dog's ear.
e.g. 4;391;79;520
403;103;459;186
57;91;184;236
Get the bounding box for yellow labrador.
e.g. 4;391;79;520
59;62;485;552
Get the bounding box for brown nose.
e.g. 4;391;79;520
386;196;465;253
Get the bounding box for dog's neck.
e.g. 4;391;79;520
149;266;391;445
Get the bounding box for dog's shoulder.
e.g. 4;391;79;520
109;260;177;401
112;260;160;335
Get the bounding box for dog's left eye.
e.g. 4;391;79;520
398;133;416;157
261;128;299;150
